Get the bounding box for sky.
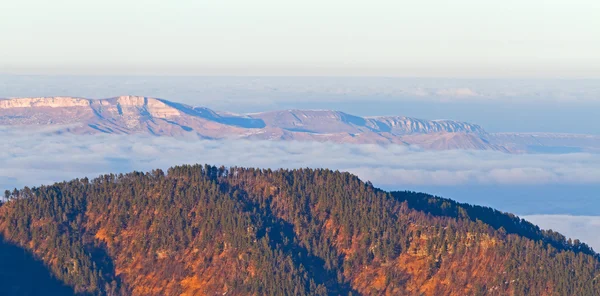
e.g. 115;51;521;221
1;0;599;77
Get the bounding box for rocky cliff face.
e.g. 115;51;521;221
367;116;486;135
0;97;91;109
112;96;181;118
0;96;505;151
249;110;486;136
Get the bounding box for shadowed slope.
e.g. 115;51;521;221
0;235;74;296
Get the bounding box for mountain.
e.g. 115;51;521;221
0;96;509;151
0;165;598;295
2;96;598;153
0;96;254;139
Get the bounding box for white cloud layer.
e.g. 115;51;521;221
1;129;600;191
523;215;600;251
1;129;599;250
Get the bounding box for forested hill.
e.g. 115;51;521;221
0;165;598;295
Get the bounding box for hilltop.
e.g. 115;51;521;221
0;165;598;295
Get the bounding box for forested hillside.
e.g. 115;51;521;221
0;165;598;295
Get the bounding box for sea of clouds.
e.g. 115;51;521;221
2;129;599;189
1;128;599;250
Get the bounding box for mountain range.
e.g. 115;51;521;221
1;96;598;153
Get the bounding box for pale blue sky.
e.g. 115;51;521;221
1;0;599;77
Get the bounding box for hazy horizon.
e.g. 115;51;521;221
2;0;599;78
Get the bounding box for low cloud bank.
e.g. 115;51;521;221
1;130;600;191
523;215;600;252
1;129;599;250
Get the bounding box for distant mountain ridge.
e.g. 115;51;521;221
1;96;598;153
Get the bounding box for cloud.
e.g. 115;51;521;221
0;130;599;192
523;215;600;252
1;129;599;250
435;88;479;97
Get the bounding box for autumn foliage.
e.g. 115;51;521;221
0;165;598;295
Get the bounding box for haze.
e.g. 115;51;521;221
1;0;599;77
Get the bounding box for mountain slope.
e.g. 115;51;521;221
0;165;598;295
0;96;253;138
0;96;507;151
0;235;75;296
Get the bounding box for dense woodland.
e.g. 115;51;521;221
0;164;598;295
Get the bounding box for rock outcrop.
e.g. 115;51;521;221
0;97;91;109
